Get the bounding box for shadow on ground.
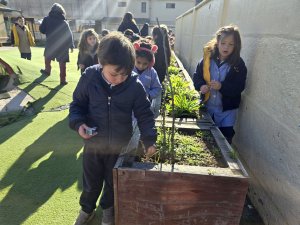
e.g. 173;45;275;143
0;117;83;225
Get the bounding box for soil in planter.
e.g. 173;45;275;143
138;129;227;168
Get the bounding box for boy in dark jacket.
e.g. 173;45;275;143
70;31;157;225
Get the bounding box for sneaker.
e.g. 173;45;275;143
101;207;114;225
60;81;68;85
73;209;95;225
40;69;50;76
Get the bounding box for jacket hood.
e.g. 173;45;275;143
49;3;66;20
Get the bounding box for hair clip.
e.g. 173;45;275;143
133;42;158;54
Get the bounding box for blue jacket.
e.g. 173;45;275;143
39;11;74;62
69;65;157;152
193;58;247;111
133;67;162;100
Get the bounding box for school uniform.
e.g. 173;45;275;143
77;51;98;74
193;56;247;143
133;66;162;120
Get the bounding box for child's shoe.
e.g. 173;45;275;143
101;206;114;225
73;209;95;225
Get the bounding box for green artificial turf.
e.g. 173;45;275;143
0;47;80;112
0;48;104;224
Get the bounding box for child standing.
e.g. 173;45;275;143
77;29;99;74
69;32;157;225
192;25;247;144
133;39;162;118
11;16;35;60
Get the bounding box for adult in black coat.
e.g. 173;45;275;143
152;25;171;83
39;3;74;85
117;12;140;35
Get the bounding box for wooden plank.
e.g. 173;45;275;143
115;168;248;225
210;126;249;176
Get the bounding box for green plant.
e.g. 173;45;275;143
166;93;199;118
168;66;180;76
148;128;225;167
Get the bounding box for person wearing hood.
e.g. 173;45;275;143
117;12;140;35
39;3;74;85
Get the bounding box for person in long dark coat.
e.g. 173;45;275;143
152;25;171;84
117;12;140;35
140;23;149;37
39;3;74;85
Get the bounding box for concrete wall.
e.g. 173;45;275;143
175;0;300;224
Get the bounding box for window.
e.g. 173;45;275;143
166;3;175;8
141;2;147;13
118;2;127;7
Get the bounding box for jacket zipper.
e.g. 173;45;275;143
108;96;112;145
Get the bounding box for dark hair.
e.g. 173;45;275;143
101;29;110;37
124;29;134;36
124;29;140;43
78;29;99;54
206;25;242;66
98;31;135;75
122;12;137;25
135;39;154;63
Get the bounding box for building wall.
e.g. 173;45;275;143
150;0;194;27
7;0;106;20
107;0;150;19
175;0;300;224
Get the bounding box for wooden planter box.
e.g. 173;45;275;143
113;122;249;225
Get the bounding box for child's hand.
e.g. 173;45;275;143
145;145;156;161
78;123;97;139
79;64;85;69
210;80;222;90
200;85;210;94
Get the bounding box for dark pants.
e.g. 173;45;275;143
44;58;67;83
21;53;31;60
219;126;235;144
80;146;119;214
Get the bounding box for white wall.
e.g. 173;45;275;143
8;0;106;20
150;0;195;26
107;0;150;19
175;0;300;224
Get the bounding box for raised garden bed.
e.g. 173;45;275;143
113;123;249;225
113;52;249;224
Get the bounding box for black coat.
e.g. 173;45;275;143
193;58;247;111
117;21;140;34
39;11;74;62
69;65;156;152
77;52;98;74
